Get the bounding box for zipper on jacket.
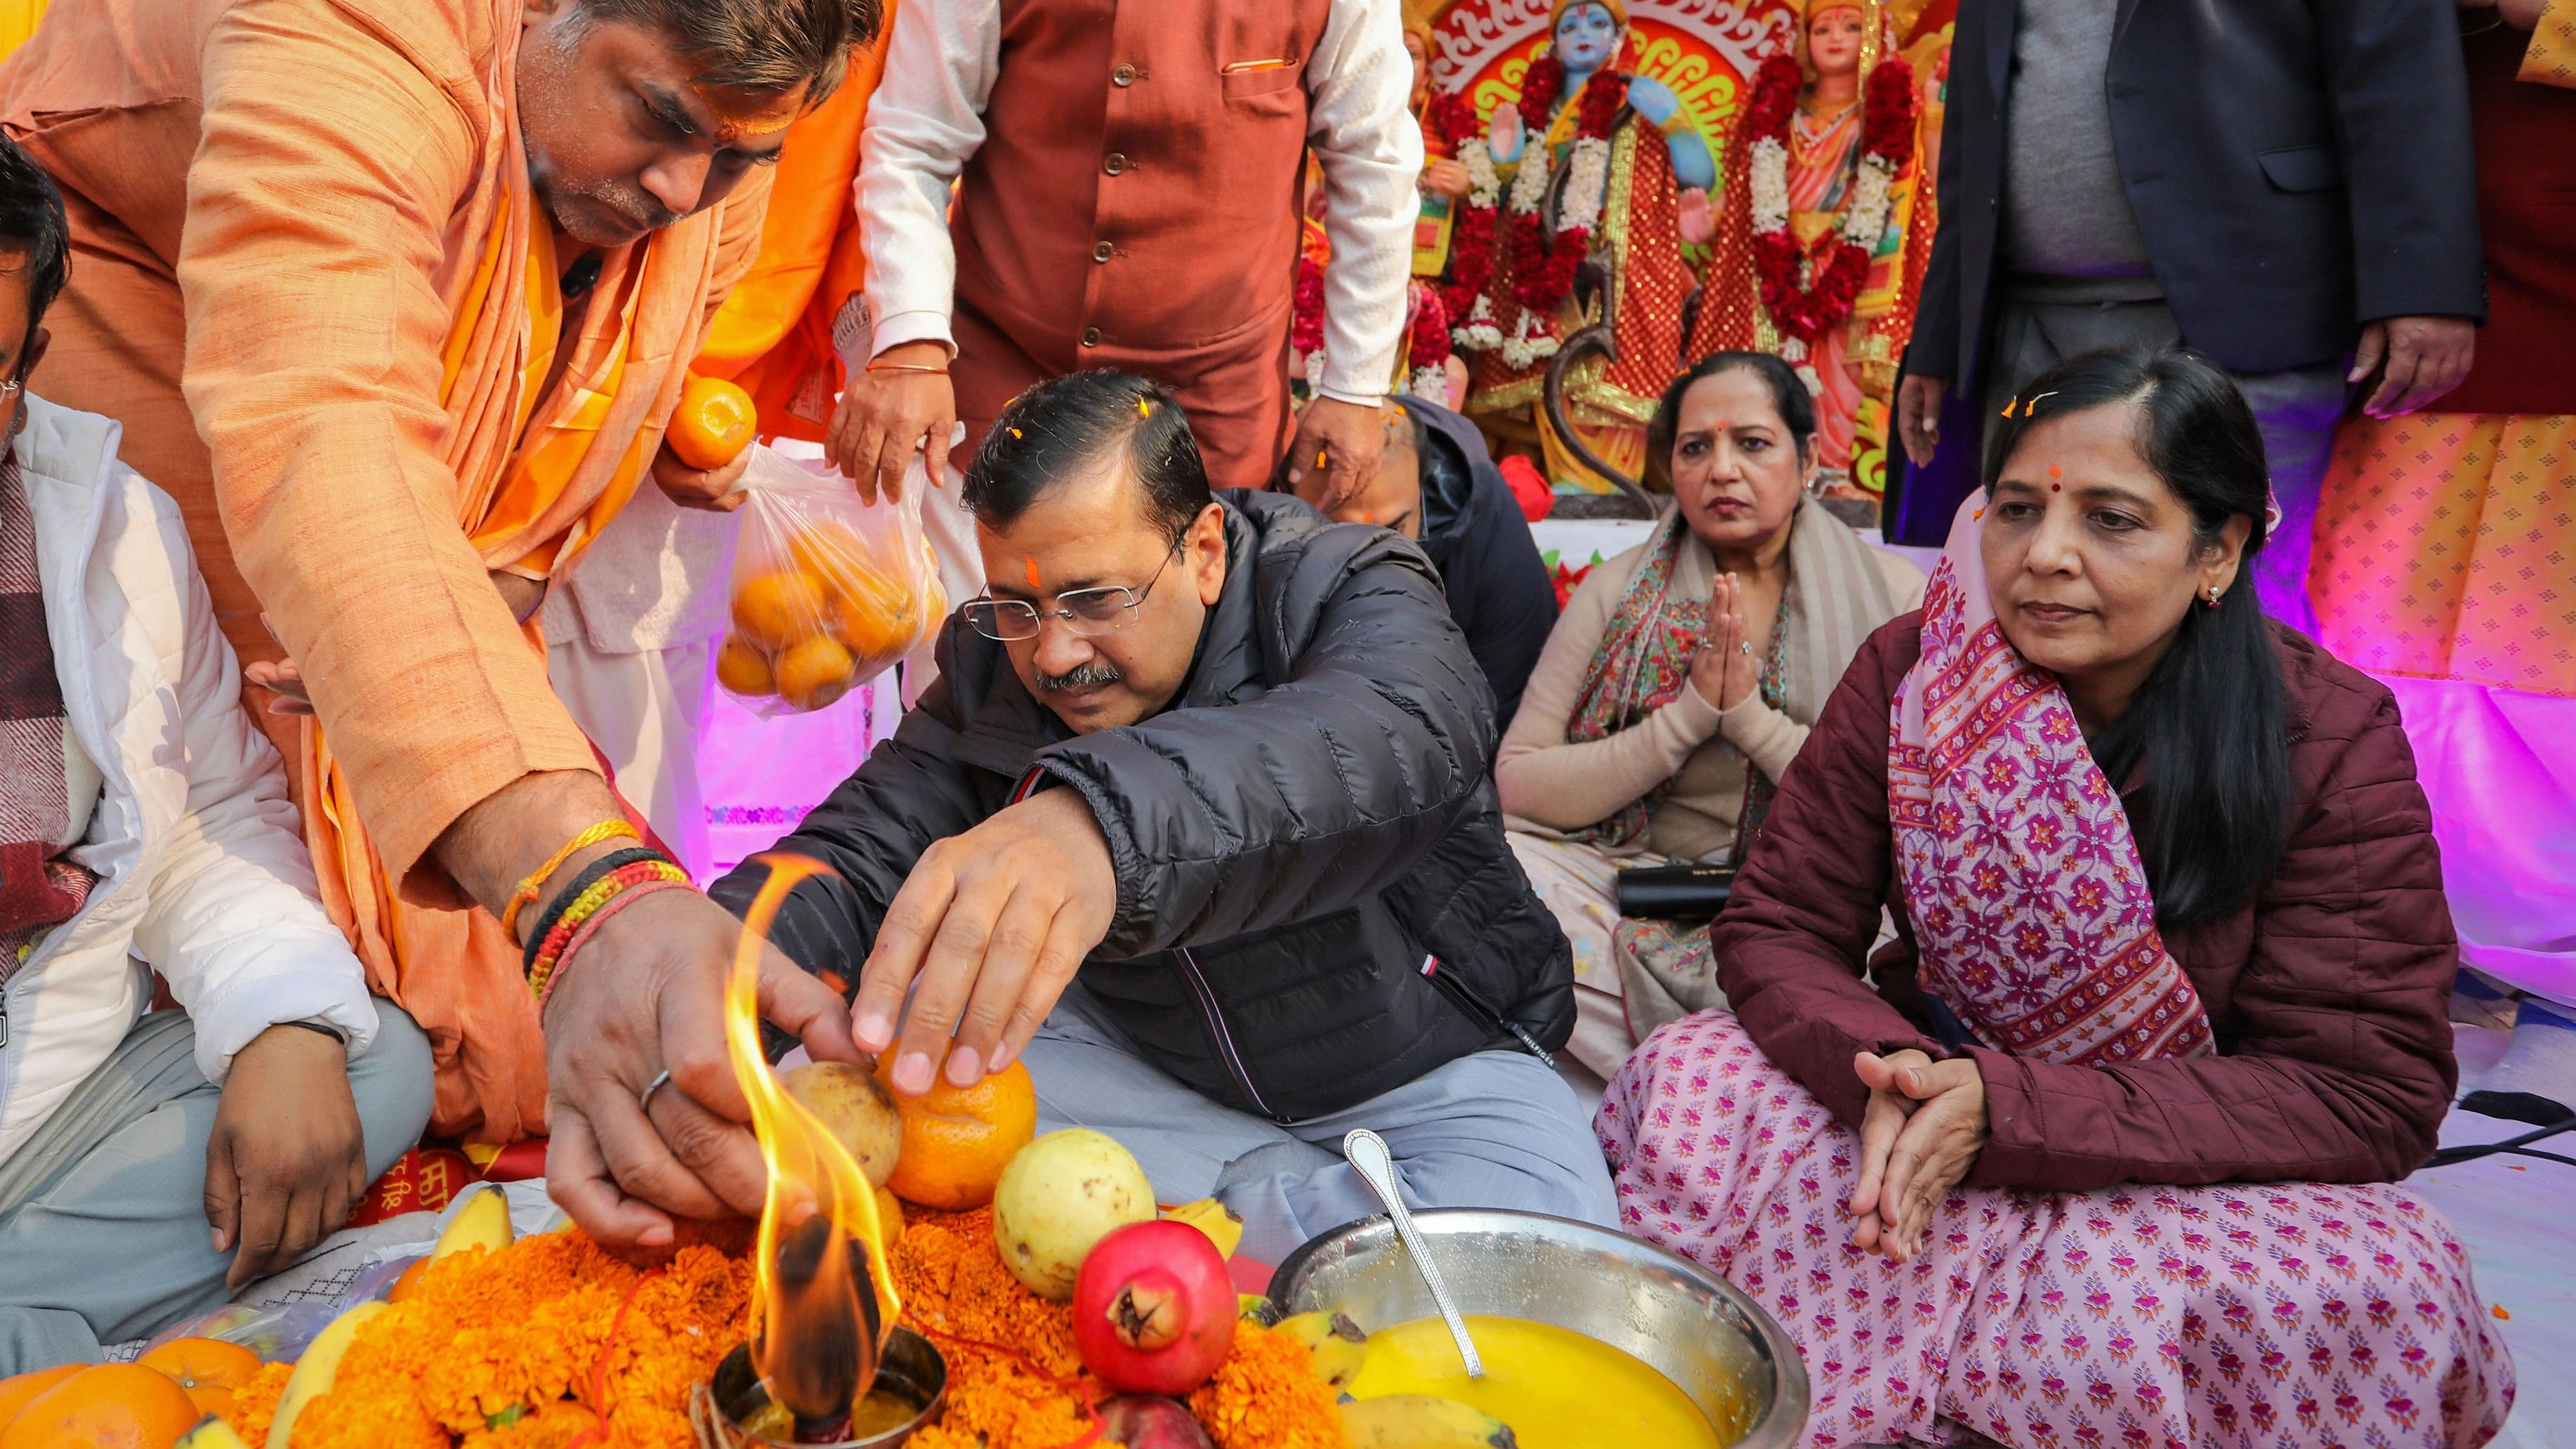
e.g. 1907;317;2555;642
1174;947;1279;1120
1419;955;1556;1068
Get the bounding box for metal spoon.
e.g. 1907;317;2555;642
1341;1129;1483;1379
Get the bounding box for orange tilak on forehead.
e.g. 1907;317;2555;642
697;86;801;140
1024;557;1042;591
2049;464;2063;492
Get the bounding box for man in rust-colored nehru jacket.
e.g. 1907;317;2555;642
829;0;1421;506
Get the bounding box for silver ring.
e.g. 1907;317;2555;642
638;1068;673;1115
1740;641;1753;655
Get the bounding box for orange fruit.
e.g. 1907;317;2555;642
787;520;876;593
715;634;775;696
386;1255;435;1303
829;575;914;664
666;374;756;470
731;567;827;651
874;1056;1038;1211
0;1367;81;1430
0;1364;199;1449
133;1339;258;1419
772;635;855;712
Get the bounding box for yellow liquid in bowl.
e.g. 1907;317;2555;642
1347;1313;1724;1449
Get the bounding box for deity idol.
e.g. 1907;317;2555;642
1692;0;1923;494
1436;0;1717;494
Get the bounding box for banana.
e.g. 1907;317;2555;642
1341;1394;1518;1449
1160;1197;1244;1260
266;1301;386;1449
1238;1292;1283;1328
1275;1309;1371;1391
429;1185;513;1261
174;1417;253;1449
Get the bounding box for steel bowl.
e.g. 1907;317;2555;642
690;1327;947;1448
1269;1209;1808;1449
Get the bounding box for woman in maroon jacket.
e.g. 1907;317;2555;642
1597;350;2515;1448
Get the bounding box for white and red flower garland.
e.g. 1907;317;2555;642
1741;51;1914;369
1433;55;1627;368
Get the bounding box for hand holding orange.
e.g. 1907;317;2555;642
667;375;757;471
874;1054;1038;1211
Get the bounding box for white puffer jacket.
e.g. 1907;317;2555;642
0;396;376;1164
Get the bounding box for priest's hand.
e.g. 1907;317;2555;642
652;436;754;512
828;340;957;504
540;884;864;1250
852;787;1117;1096
2351;316;2476;419
1421;157;1471;202
1858;1051;1988;1262
206;1022;367;1290
1282;396;1388;513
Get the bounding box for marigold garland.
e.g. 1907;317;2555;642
1742;52;1915;346
226;1209;1351;1449
1435;53;1628;362
1188;1320;1354;1449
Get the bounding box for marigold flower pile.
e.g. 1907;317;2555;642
226;1208;1351;1449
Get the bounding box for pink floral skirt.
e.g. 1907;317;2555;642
1597;1013;2516;1448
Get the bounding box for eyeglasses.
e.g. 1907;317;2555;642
963;546;1180;641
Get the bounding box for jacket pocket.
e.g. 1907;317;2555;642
1221;63;1303;105
2256;145;2342;194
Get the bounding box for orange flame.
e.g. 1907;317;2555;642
726;853;902;1425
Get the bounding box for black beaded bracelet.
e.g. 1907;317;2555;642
519;846;667;974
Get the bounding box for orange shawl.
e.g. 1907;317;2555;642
305;4;722;1142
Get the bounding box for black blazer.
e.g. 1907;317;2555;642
1906;0;2485;388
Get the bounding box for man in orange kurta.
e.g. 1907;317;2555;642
0;0;881;1251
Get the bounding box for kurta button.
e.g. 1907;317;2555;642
1093;241;1115;263
1112;63;1137;86
1104;152;1127;176
1081;326;1102;347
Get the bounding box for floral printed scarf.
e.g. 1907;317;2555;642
1888;493;2215;1064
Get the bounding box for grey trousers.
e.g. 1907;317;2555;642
1985;293;2351;636
1020;988;1619;1266
0;1006;434;1373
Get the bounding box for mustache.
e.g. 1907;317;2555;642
1033;661;1124;692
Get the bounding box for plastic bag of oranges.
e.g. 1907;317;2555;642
718;446;947;714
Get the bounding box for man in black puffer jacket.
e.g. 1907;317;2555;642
712;372;1608;1259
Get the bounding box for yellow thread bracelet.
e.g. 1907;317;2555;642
503;819;639;943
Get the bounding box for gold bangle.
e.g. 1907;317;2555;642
502;820;638;943
866;362;950;375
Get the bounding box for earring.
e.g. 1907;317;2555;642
2204;584;2223;608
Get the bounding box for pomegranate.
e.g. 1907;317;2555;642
1071;1219;1237;1396
1097;1395;1217;1448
